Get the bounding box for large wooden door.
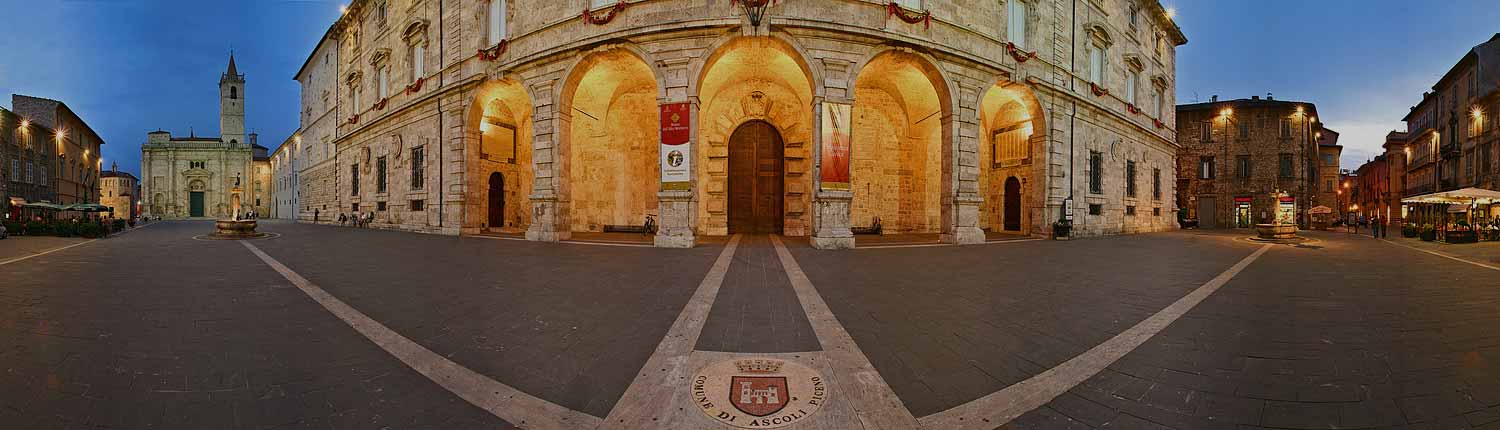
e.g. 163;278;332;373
189;192;205;217
1003;177;1022;231
487;172;504;228
728;121;784;234
1198;197;1217;229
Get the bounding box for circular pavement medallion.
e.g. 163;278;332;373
691;358;828;428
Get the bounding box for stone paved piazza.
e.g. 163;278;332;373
3;221;1499;429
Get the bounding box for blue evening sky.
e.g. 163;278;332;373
2;1;1498;177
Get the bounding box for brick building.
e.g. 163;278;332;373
100;163;140;219
1;107;59;221
1390;33;1500;224
1176;96;1325;229
11;95;104;207
1353;155;1389;221
1315;128;1342;219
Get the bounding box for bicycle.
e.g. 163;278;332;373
643;213;658;235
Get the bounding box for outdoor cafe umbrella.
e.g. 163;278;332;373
64;203;113;213
20;201;67;210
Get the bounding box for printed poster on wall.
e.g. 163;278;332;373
660;102;692;190
820;101;852;190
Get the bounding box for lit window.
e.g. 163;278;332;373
1007;0;1026;49
488;0;507;45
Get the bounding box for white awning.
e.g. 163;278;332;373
1401;187;1500;205
1309;206;1333;214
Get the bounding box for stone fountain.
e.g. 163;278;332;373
210;175;261;238
1251;189;1305;243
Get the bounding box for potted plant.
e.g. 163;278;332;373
1052;219;1072;240
1402;224;1419;238
1420;223;1437;241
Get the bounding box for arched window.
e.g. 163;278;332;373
488;0;506;46
230;86;238;99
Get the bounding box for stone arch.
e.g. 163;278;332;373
847;47;955;235
465;78;534;232
689;31;824;101
979;81;1048;235
557;45;661;233
694;35;819;236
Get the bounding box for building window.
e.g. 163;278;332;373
1238;122;1249;139
1235;155;1251;179
352;203;360;212
377;201;387;211
1126;205;1136;216
1126;69;1138;105
1154;30;1165;58
411;146;425;189
1470;111;1484;137
1279;153;1294;178
1126;160;1137;197
378;65;390;99
1279;119;1292;138
229;86;237;100
1483;144;1493;173
1153;207;1161;216
1199;121;1211;141
351;164;360;195
411;44;425;80
1128;4;1138;29
1322;153;1335;166
1199;156;1215;179
1154;87;1165;119
351;86;361;111
376;156;387;193
1152;168;1161;199
9;159;17;181
1088;204;1102;215
375;0;388;27
1325;179;1333;192
488;0;507;45
1087;43;1106;84
411;199;425;211
1006;0;1027;49
1088;150;1103;194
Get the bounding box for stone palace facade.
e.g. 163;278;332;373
293;0;1186;247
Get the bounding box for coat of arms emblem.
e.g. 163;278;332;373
692;358;827;428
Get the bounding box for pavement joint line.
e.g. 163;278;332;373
858;238;1046;249
916;243;1274;430
0;238;97;266
770;234;921;429
240;240;602;430
601;234;741;428
1379;238;1500;271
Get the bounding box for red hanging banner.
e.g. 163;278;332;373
660;102;690;145
820;102;852;190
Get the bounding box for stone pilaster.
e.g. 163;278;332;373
655;190;695;247
526;79;571;241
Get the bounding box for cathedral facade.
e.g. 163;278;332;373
142;55;271;219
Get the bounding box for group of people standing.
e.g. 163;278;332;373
337;212;374;228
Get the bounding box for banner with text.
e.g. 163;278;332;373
819;102;852;190
660;102;692;190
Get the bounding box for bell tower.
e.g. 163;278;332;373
219;52;246;145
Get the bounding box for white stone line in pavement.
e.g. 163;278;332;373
0;222;162;266
769;235;921;429
918;243;1273;430
0;239;97;266
1380;238;1500;271
240;241;601;430
602;235;742;429
858;238;1048;249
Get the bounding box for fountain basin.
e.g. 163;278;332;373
213;219;260;237
1255;223;1297;239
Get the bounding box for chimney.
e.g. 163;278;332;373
249;133;258;145
1210;95;1218;102
1251;95;1260;101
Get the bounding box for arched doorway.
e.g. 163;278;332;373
488;172;504;228
188;180;206;217
1004;177;1022;231
558;47;660;233
728;120;785;234
849;49;950;235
